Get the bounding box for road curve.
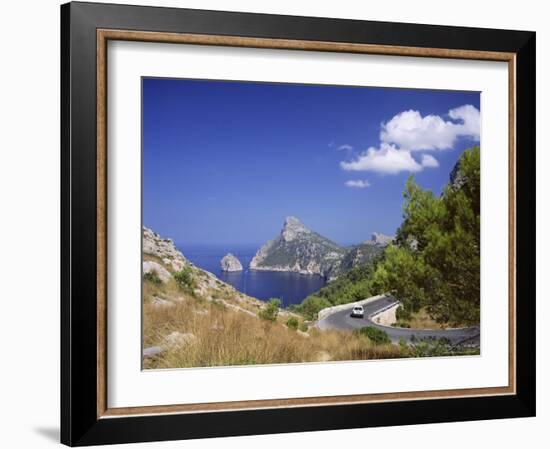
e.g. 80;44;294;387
317;295;480;345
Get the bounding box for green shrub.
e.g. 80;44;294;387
173;266;195;290
353;326;391;345
259;298;281;322
407;338;463;357
395;305;412;322
290;295;331;321
299;322;308;332
393;320;411;328
143;270;162;285
286;317;299;330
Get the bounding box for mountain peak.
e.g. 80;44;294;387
284;216;304;228
365;232;394;246
282;216;309;241
250;218;383;278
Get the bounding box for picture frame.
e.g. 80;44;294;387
60;1;535;446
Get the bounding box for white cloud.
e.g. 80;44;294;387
380;104;480;151
345;179;371;188
420;154;440;168
338;144;354;151
340;143;422;175
339;104;479;175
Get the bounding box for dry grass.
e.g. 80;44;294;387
142;252;407;369
143;279;404;369
144;302;403;369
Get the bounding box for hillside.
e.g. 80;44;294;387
142;226;404;368
291;263;378;320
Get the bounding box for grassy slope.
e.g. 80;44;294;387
144;295;404;368
142;255;404;369
143;240;476;369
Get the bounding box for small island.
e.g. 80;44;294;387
220;253;243;272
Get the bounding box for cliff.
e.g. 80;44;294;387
249;217;384;280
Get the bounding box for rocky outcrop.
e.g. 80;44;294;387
143;227;188;272
337;242;383;276
142;226;263;310
162;331;197;349
143;260;172;282
250;217;344;277
365;232;394;247
151;296;175;308
450;159;467;190
281;216;311;242
250;217;384;280
220;253;243;272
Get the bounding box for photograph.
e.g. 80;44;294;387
54;1;536;445
141;78;482;369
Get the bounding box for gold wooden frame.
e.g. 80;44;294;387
96;29;516;419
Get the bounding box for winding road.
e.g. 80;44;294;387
317;295;480;345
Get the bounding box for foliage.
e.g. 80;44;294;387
393;320;411;328
290;295;332;321
143;270;162;285
372;146;480;326
405;337;480;358
292;262;379;320
173;266;195;290
353;326;391;345
395;304;411;321
286;317;299;330
289;147;479;328
258;298;281;322
398;338;409;351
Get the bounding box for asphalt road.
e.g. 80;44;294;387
318;295;480;345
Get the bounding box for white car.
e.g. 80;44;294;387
350;305;364;318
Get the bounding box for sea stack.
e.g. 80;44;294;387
220;253;243;272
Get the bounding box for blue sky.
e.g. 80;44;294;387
143;78;480;246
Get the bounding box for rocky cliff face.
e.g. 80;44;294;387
143;227;189;272
250;217;383;280
365;232;394;247
220;253;243;272
142;226;262;308
281;216;311;242
450;160;467;190
250;217;344;277
337;242;383;275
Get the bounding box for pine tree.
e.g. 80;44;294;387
373;146;480;326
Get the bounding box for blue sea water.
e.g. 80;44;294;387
177;244;326;307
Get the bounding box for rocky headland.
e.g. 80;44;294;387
250;216;389;280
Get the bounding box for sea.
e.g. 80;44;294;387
177;244;326;307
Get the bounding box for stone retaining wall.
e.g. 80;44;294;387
370;303;399;326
